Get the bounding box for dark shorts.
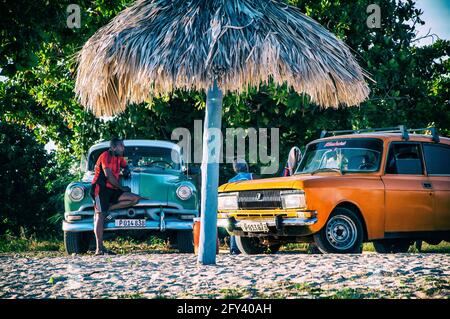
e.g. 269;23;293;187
90;184;124;213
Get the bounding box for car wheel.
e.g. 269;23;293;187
307;243;322;254
313;207;364;254
177;231;194;253
64;231;90;254
267;243;281;254
373;239;411;253
235;236;265;255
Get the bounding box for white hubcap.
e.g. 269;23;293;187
326;215;357;250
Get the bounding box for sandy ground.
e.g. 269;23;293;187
0;251;449;299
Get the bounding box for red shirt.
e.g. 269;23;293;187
92;150;127;189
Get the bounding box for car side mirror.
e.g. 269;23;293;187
288;146;302;173
298;151;303;167
297;149;303;164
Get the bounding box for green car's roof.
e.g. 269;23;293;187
88;139;181;154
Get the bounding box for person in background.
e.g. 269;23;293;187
281;146;320;254
227;158;254;254
282;146;302;176
229;159;254;182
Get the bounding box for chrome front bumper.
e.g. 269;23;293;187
63;200;198;232
63;219;193;232
217;215;318;231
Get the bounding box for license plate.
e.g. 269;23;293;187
114;219;146;228
240;222;269;232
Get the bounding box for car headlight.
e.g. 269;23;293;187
69;185;85;202
218;192;238;210
280;190;306;209
176;185;193;200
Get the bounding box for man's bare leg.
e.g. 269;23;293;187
109;192;142;211
94;211;105;254
94;193;143;254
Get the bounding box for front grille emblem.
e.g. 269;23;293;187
127;208;136;218
256;192;263;201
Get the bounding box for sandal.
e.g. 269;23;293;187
95;249;117;256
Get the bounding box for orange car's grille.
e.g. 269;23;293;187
238;189;283;209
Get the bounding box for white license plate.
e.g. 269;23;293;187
114;219;146;228
240;222;269;232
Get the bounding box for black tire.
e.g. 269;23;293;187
373;239;411;253
267;243;281;254
64;231;91;254
415;240;423;252
313;207;364;254
177;231;194;253
165;231;178;249
307;243;322;254
235;236;279;255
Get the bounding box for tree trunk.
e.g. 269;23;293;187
197;80;223;265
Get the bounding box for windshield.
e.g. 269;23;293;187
296;138;383;174
88;146;181;171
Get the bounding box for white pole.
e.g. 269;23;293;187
197;80;223;265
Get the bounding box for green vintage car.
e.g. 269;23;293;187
62;140;199;254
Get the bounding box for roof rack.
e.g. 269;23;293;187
320;125;440;142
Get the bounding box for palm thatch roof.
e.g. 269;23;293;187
75;0;370;117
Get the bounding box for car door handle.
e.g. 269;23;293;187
422;182;433;189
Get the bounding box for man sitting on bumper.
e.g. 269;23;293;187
90;138;144;255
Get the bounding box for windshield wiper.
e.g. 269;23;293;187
310;167;344;175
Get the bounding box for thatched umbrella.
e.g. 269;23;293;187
75;0;370;265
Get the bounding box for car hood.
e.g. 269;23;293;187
83;170;185;204
126;171;185;203
219;174;342;192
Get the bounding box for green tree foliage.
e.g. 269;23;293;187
0;0;449;236
0;122;50;235
291;0;450;133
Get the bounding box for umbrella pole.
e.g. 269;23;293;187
198;80;223;265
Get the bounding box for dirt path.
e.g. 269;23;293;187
0;252;449;299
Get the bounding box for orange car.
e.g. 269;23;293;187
217;126;450;254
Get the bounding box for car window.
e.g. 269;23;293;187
88;146;181;171
296;138;383;174
423;143;450;175
385;143;423;175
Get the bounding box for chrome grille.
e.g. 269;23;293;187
238;190;283;209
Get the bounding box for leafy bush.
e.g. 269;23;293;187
0;122;50;236
0;122;79;238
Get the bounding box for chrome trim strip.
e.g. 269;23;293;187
160;211;166;232
66;207;198;219
63;220;193;232
276;217;318;226
76;200;185;212
217;217;318;229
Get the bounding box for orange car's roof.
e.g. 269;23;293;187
316;133;450;145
